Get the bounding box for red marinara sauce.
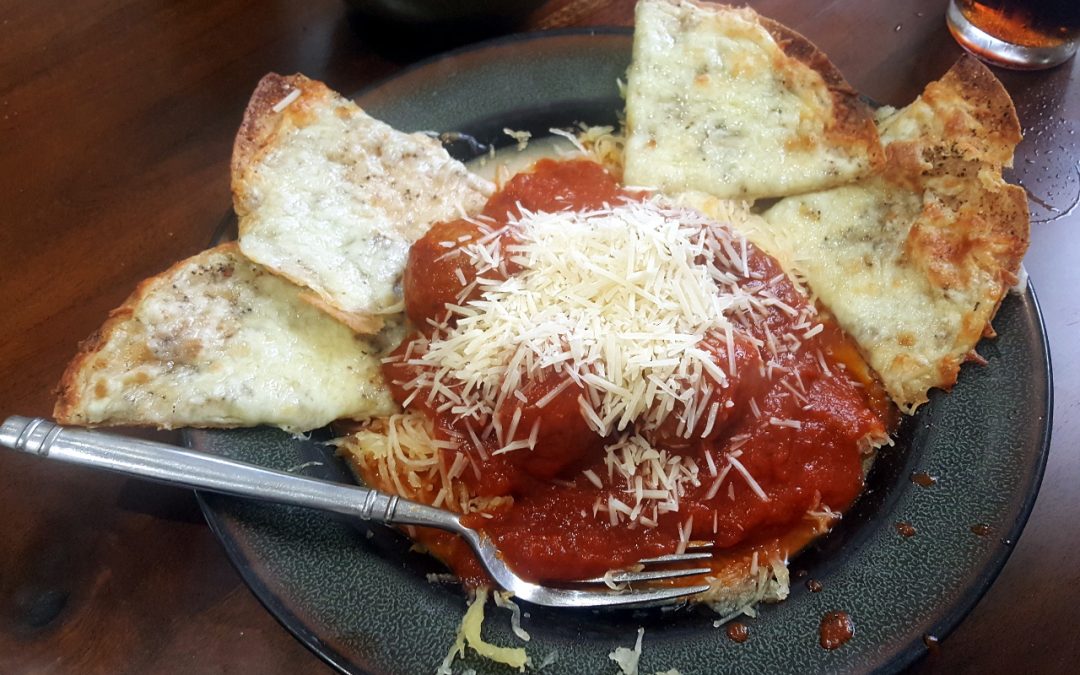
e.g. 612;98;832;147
378;158;891;585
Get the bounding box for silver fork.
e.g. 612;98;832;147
0;416;711;608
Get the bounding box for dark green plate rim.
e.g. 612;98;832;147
190;28;1052;675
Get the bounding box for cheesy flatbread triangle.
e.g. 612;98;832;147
624;0;885;200
232;73;494;334
54;244;396;433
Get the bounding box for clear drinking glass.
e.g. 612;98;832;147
946;0;1080;69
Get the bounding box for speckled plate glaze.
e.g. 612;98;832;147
189;29;1052;675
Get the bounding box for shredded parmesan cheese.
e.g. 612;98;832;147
270;87;300;113
493;591;531;642
336;414;512;517
574;124;627;176
594;433;702;527
437;587;529;674
396;198;777;448
503;128;532;151
609;627;645;675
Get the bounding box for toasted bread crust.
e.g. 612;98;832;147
891;56;1028;296
757;15;886;173
902;181;1028;405
54;243;243;425
299;291;385;334
231;73;320;204
931;55;1022;167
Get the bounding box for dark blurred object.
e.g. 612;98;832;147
344;0;549;60
345;0;547;25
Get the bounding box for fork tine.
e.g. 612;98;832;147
637;551;712;564
468;531;713;608
636;540;714;564
577;566;713;584
605;583;712;606
517;583;714;608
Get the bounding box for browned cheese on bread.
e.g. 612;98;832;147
761;56;1028;412
232;73;494;334
54;244;396;433
624;0;884;200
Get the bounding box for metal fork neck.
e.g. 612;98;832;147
0;416;463;533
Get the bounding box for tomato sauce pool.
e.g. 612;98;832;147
379;158;890;586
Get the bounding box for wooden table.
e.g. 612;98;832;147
1;0;1076;672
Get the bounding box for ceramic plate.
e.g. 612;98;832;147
189;29;1052;675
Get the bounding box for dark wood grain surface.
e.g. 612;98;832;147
1;0;1076;672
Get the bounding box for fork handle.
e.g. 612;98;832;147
0;416;463;532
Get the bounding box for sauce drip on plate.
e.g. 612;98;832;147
819;610;855;650
896;521;917;537
911;471;938;488
726;621;750;643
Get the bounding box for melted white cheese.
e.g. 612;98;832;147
624;0;872;199
67;246;395;432
236;85;493;329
